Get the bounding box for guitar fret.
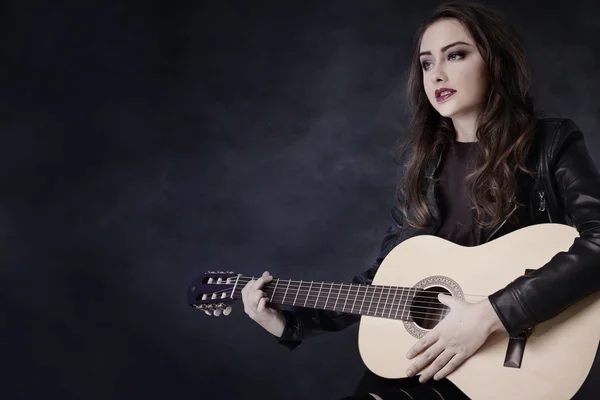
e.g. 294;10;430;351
402;288;412;320
351;284;358;313
270;278;280;302
282;279;291;304
380;287;385;317
390;286;398;318
304;281;313;307
293;280;303;306
383;286;389;317
374;286;383;316
379;286;387;316
396;287;402;319
314;282;323;308
381;287;387;317
383;286;391;317
343;283;351;312
367;285;375;316
359;285;367;315
325;282;333;311
333;283;342;311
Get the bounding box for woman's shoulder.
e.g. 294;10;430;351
535;117;584;158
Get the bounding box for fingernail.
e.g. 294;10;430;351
406;369;412;377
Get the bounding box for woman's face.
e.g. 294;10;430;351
419;18;488;120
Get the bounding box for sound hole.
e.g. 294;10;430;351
409;286;451;330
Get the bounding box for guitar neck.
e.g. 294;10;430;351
232;276;419;321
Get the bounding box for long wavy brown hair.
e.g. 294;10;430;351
396;1;539;230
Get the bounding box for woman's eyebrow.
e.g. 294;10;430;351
419;41;472;57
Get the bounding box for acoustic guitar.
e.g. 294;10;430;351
188;223;600;400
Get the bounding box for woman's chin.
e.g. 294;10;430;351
434;107;456;118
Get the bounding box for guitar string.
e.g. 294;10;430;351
197;289;450;322
219;276;486;298
197;284;452;313
196;284;457;315
198;277;480;313
199;282;462;314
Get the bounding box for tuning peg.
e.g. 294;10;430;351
223;305;232;316
204;310;212;316
214;308;222;317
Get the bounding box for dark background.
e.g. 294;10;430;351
3;0;599;399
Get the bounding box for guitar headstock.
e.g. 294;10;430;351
187;270;239;316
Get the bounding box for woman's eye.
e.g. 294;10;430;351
421;52;464;70
448;51;465;61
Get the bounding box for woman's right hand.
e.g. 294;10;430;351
241;271;286;338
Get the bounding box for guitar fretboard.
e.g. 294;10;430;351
232;277;424;321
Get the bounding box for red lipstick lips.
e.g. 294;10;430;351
435;87;456;102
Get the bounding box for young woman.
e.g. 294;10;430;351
240;2;600;399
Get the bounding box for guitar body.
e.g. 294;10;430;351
358;223;600;400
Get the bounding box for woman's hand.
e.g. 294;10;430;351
241;271;286;337
405;294;505;383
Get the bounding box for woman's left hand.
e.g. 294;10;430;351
405;294;505;383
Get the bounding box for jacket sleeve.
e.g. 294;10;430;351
276;171;407;351
489;120;600;337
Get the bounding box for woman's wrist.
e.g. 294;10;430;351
482;298;506;334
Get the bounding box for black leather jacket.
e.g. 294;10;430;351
276;118;600;349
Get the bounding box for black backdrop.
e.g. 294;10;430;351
3;1;599;399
